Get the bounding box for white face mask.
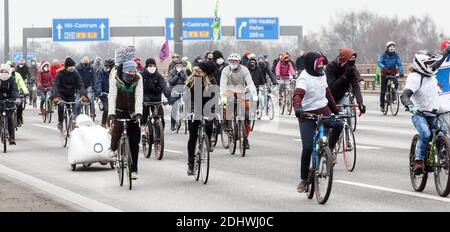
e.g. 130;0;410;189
148;67;157;74
389;47;395;53
230;64;239;70
216;58;224;65
67;67;75;72
176;67;183;73
0;73;10;81
43;67;49;72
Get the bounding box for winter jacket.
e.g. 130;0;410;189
96;69;111;96
168;69;188;88
377;51;404;75
296;55;305;72
15;64;30;82
36;63;53;91
12;72;29;95
76;63;96;90
187;75;218;115
276;61;296;81
259;64;278;85
108;68;143;116
53;69;86;99
0;76;19;105
29;64;39;83
50;64;62;82
220;65;257;98
326;60;363;105
248;64;266;87
214;63;228;84
140;69;171;103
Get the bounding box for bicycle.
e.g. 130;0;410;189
210;113;223;152
278;78;295;115
409;110;450;197
96;92;109;112
142;101;167;160
335;105;358;172
59;100;79;148
42;89;54;123
219;106;230;149
80;101;95;122
251;84;275;131
303;112;336;205
191;115;211;185
344;90;358;132
173;91;188;135
382;75;400;116
225;94;248;157
0;99;16;154
26;81;38;109
114;118;139;190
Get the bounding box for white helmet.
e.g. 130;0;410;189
228;53;241;61
412;50;439;77
386;41;396;48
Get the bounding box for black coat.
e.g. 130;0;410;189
325;60;363;105
0;76;19;108
53;70;86;98
248;67;265;87
16;65;30;81
141;69;171;103
76;63;96;89
213;63;228;84
187;76;218;116
296;56;305;71
168;69;188;88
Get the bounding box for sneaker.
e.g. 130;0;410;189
244;138;250;150
297;180;308;193
414;160;425;175
380;106;385;113
57;122;63;130
346;142;353;151
9;138;16;145
131;172;139;180
171;126;176;132
187;165;195;176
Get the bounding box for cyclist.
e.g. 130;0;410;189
257;56;278;86
108;60;143;180
326;48;366;134
8;63;29;126
15;59;30;83
36;61;53;116
28;58;39;105
169;60;188;131
75;56;96;118
94;57;103;74
276;54;296;103
247;57;265;88
0;64;21;145
204;51;214;62
185;61;218;175
168;53;181;73
141;58;171;129
378;41;405;112
96;58;115;128
400;50;443;174
220;53;258;149
293;52;342;193
212;50;228;84
52;57;88;131
50;59;62;83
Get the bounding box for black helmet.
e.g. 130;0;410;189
104;58;115;68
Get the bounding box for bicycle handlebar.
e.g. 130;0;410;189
143;101;169;106
336;104;359;108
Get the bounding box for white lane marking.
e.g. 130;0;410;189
336;180;450;203
357;145;381;150
294;139;302;142
165;149;183;154
32;124;58;131
0;163;122;212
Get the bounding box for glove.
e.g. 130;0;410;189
408;105;417;115
359;104;366;114
15;98;21;105
53;97;61;105
399;73;404;78
221;96;228;106
133;114;142;123
81;95;89;102
295;108;304;118
252;95;259;102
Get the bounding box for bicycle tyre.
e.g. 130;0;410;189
351;106;357;132
2;117;7;153
314;147;333;205
390;89;400;116
410;134;428;192
307;169;315;199
287;91;293;115
201;134;210;184
343;124;357;172
154;120;165;160
122;138;132;190
434;136;450;197
47;100;53;124
268;96;275;120
42;100;47;123
228;121;237;155
221;124;229;149
240;121;247;157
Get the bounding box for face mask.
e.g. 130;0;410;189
176;67;183;73
123;73;135;83
389;48;395;53
43;67;49;72
148;67;157;74
259;63;266;69
19;65;24;68
216;58;224;65
250;63;256;69
230;64;239;70
347;60;356;66
67;67;75;72
283;61;289;65
0;73;10;81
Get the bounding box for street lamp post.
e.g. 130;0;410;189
174;0;183;56
4;0;10;62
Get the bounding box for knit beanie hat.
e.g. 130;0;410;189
145;58;157;67
123;60;137;73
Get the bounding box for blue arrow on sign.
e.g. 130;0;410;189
236;17;279;40
165;18;220;41
53;18;110;42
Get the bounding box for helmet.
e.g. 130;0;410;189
182;57;189;62
104;58;115;68
386;41;396;48
412;50;440;77
228;53;241;61
95;57;102;64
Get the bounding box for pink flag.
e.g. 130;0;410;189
159;40;170;63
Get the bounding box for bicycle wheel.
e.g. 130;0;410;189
268;96;275;120
211;120;219;148
257;99;263;120
122;138;133;190
60;114;69;148
228;121;237;155
314;147;334;204
142;124;152;158
117;141;124;187
47;99;53;124
250;119;256;132
239;121;247;157
307;169;315;199
42;101;47;123
351;105;357;132
154;120;165;160
221;124;229;149
2;117;7;154
390;89;400;116
200;134;210;184
281;90;287;115
409;134;428;192
342;124;357;172
434;136;450;197
287;91;293;115
383;90;390;116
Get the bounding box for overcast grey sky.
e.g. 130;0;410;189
1;0;449;47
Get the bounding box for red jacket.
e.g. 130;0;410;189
50;64;62;83
37;62;53;90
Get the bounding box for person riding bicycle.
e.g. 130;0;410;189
212;50;228;84
293;52;342;193
276;54;296;102
108;59;143;180
50;59;62;83
326;48;366;134
401;50;444;174
15;59;31;83
9;63;29;126
185;61;218;176
36;61;53;116
141;58;171;129
257;56;278;87
220;53;258;150
169;60;189;131
28;58;39;105
378;41;405;112
96;58;115;128
52;57;88;131
75;56;97;118
0;64;21;145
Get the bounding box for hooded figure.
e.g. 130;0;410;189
212;51;228;84
0;64;20;145
247;57;265;87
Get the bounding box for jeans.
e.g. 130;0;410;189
58;96;76;123
411;115;444;161
187;120;213;167
380;76;399;108
299;117;343;180
39;90;52;109
75;87;95;117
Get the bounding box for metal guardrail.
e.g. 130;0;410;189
360;74;406;91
